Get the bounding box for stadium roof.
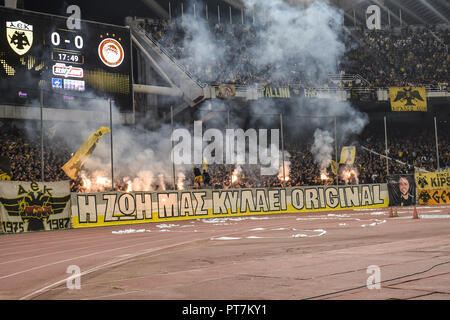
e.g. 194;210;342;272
147;0;449;26
333;0;449;26
14;0;450;26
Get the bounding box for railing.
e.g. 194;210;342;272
328;73;370;86
129;19;448;95
129;20;207;88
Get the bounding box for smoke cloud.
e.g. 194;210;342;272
19;0;369;190
310;129;334;170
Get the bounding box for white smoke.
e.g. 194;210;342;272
244;0;344;83
311;129;334;170
16;0;369;190
179;15;226;79
161;0;368;181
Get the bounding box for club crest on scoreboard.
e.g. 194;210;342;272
6;20;33;56
98;37;124;68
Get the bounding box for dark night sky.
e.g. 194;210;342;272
17;1;241;26
21;0;158;26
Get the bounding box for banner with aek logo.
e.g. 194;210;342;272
0;181;71;234
415;171;450;205
389;87;427;112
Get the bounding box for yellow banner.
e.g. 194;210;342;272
415;171;450;206
71;185;389;228
389;87;427;111
262;87;291;98
415;171;450;190
417;189;450;205
217;84;236;99
62;126;110;180
340;146;356;165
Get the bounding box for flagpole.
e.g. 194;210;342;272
434;116;440;170
171;106;176;189
384;116;389;177
361;146;429;173
334;116;338;185
280;113;286;185
218;5;220;24
40;88;44;182
168;2;171;21
110;99;114;191
227;109;231;183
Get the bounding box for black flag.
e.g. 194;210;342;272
0;156;12;180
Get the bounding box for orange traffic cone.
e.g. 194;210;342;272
413;206;419;219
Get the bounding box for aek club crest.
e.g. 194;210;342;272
392;87;425;107
6;20;33;55
0;182;70;232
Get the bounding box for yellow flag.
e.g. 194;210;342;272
389;87;427;111
202;157;208;171
340;146;356;165
217;84;236;99
0;173;11;181
62;126;110;180
330;160;339;176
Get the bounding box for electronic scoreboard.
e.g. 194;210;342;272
0;6;133;112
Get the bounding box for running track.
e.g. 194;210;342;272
1;205;450;300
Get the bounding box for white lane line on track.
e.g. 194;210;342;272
0;229;182;265
210;228;327;240
0;231;147;252
18;230;247;300
0;237;174;281
392;214;450;219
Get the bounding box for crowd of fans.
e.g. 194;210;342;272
138;17;448;89
342;26;449;88
1;18;448;192
181;121;450;190
141;18;337;87
1;119;448;192
0;121;71;183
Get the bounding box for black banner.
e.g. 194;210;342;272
387;175;416;207
0;156;11;180
351;89;376;102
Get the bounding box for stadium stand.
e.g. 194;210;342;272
137;18;448;88
0;1;448;193
1;118;448;192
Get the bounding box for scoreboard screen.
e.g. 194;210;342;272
0;6;133;112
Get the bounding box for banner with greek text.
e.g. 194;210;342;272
417;189;449;205
415;171;450;190
0;181;71;234
71;184;389;228
415;170;450;205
